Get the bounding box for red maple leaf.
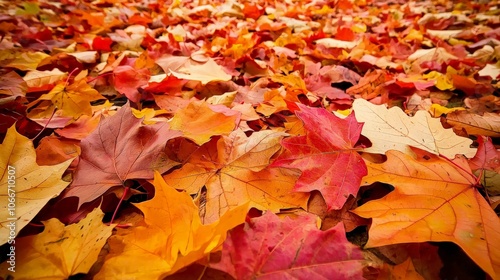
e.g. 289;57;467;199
271;104;367;210
210;211;365;279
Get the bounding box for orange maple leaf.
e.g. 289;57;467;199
164;129;309;223
95;172;249;279
170;100;240;145
352;150;500;279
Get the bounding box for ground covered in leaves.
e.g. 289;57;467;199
0;0;500;279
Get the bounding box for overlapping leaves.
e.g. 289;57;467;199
0;0;499;278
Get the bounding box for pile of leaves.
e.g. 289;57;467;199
1;0;500;278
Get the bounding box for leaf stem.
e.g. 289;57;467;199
87;72;114;84
31;106;57;141
109;186;130;224
64;67;80;88
28;222;44;227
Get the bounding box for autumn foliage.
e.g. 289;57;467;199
0;0;499;278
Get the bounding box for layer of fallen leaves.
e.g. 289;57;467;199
0;0;499;278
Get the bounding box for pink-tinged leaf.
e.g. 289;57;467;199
113;65;150;103
271;104;367;210
470;136;500;171
63;103;181;208
210;211;365;279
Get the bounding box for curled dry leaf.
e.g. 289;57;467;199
3;51;50;71
315;38;359;49
22;69;67;88
0;71;27;99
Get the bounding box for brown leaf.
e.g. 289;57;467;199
444;110;500;137
63;103;181;208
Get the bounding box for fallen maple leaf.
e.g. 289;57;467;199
0;207;115;279
469;136;500;196
470;136;500;172
352;150;500;279
271;103;367;210
95;171;249;279
405;47;458;73
352;98;476;158
164;129;309;223
63;103;181;208
113;65;150;103
170;100;240;145
2;50;50;71
209;211;365;279
315;37;359;49
169;57;232;85
0;125;71;245
28;78;105;119
22;69;67;89
1;0;499;278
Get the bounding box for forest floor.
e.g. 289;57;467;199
0;0;499;279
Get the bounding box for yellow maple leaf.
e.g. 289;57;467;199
0;208;115;279
29;79;105;119
94;171;249;279
422;71;454;91
0;126;72;245
428;104;465;117
1;50;50;71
